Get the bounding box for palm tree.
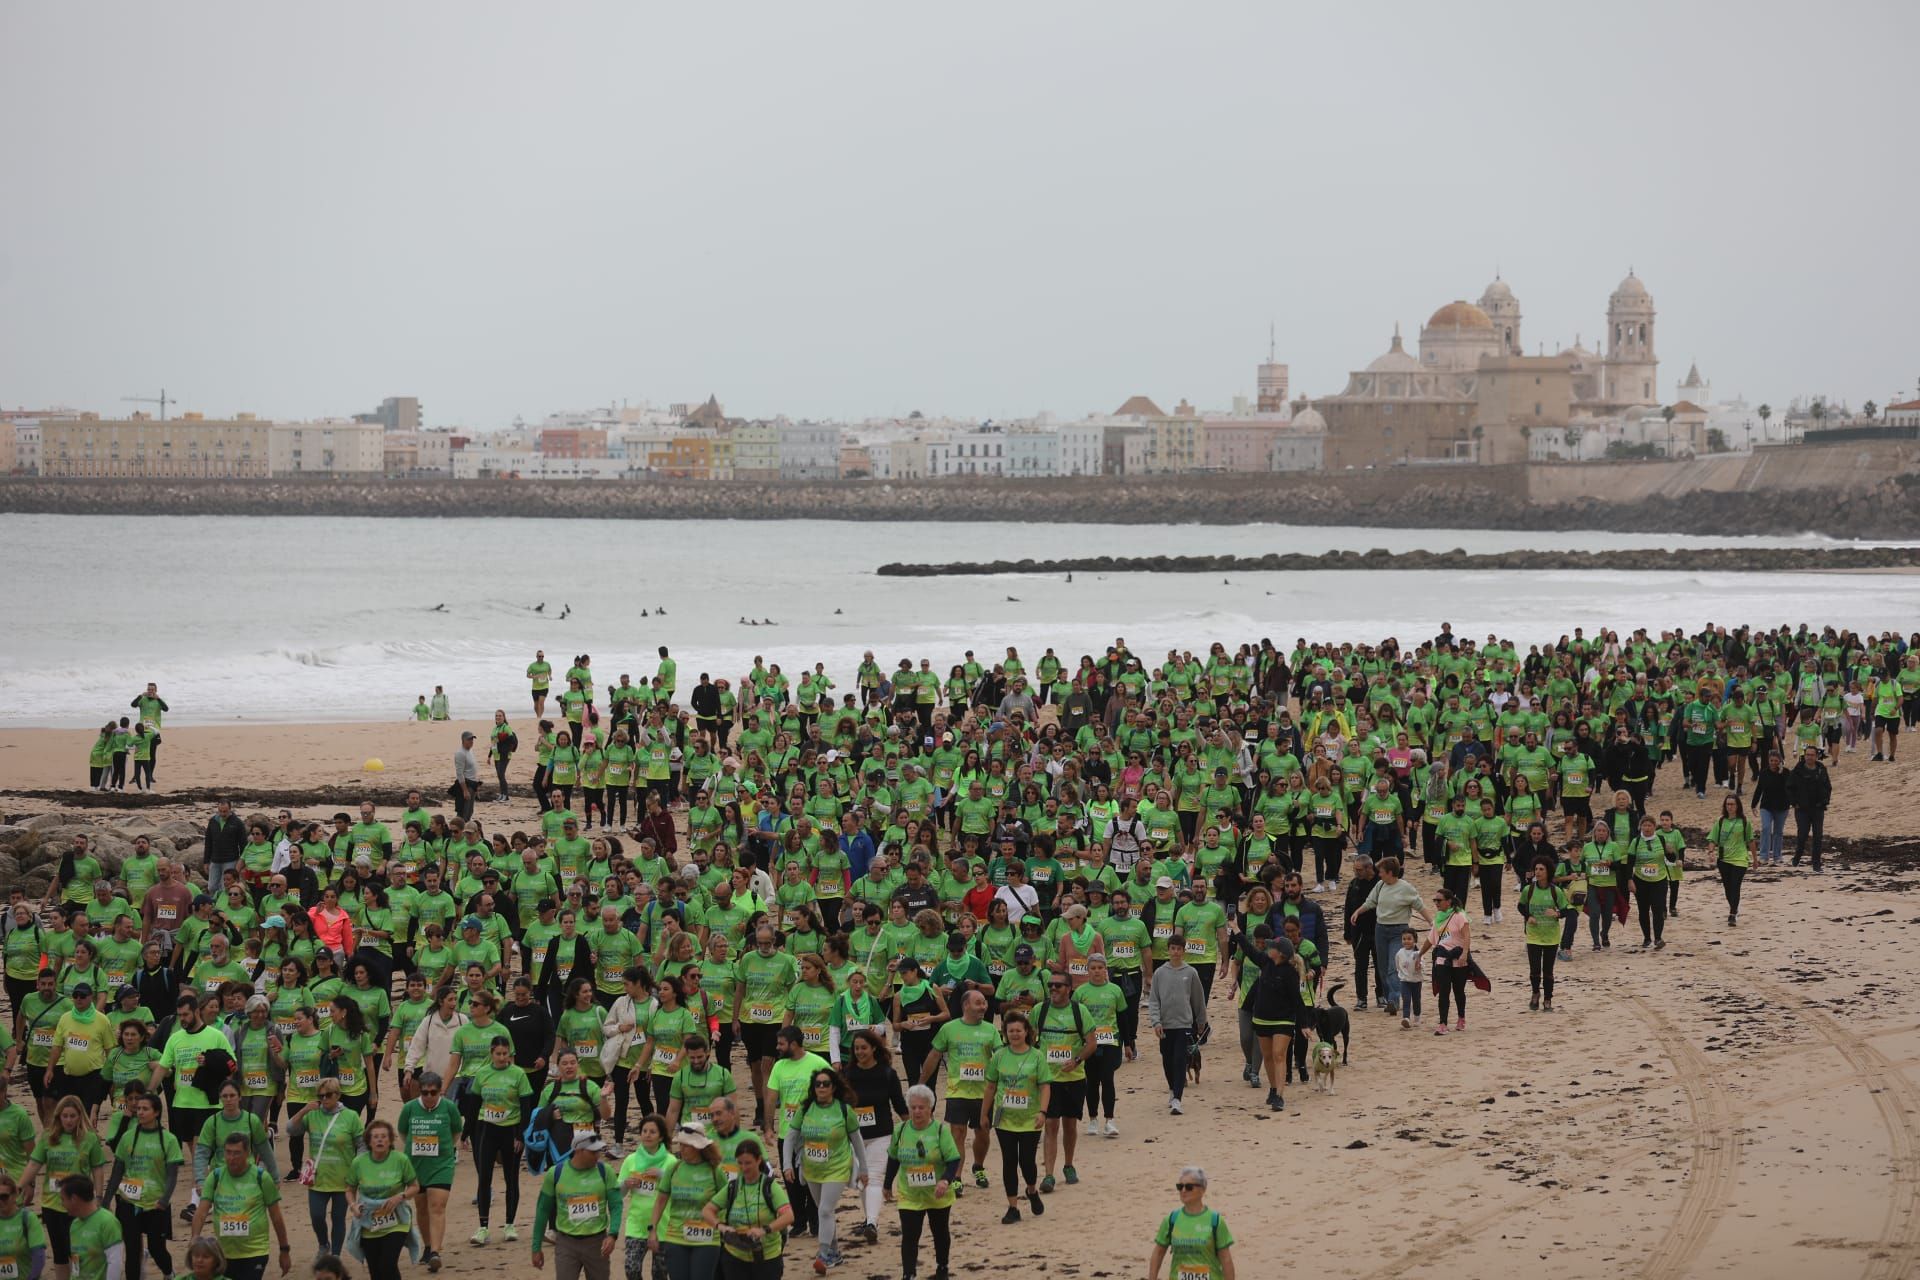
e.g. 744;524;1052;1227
1811;399;1828;434
1758;403;1772;442
1662;403;1677;456
1864;400;1878;421
1564;425;1583;460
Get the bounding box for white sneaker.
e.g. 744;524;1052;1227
1104;1119;1119;1138
503;1225;519;1243
1483;914;1492;926
1169;1097;1184;1115
1493;909;1503;924
1084;1120;1100;1137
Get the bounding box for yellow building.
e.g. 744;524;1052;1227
41;415;271;478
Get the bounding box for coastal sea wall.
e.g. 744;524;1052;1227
3;443;1916;537
876;545;1920;577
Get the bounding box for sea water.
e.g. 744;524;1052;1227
2;513;1915;727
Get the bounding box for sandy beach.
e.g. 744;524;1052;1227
4;722;1920;1278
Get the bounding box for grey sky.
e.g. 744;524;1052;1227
3;2;1914;428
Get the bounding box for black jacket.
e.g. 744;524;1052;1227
1750;767;1792;813
1342;877;1375;945
205;815;247;866
690;682;721;720
500;999;553;1071
1232;931;1309;1023
1788;761;1832;810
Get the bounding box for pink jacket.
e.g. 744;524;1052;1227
311;906;354;955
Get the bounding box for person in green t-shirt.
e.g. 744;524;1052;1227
1147;1172;1236;1280
537;1133;624;1270
887;1086;959;1275
701;1137;792;1267
781;1068;868;1270
189;1131;292;1275
1033;975;1094;1193
57;1180;123;1280
287;1081;364;1254
105;1093;182;1272
983;1011;1051;1222
470;1038;534;1243
395;1071;463;1264
346;1120;420;1275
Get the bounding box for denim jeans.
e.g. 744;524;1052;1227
1759;807;1788;863
1375;923;1404;1010
308;1190;348;1255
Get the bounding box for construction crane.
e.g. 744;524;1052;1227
122;389;174;420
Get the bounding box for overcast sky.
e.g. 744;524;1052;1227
3;3;1915;428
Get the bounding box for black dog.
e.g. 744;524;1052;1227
1316;982;1352;1063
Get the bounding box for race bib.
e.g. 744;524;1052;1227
565;1195;600;1225
1095;1026;1118;1047
1001;1088;1030;1111
803;1142;830;1166
244;1070;269;1092
958;1064;986;1083
0;1262;17;1280
600;966;623;987
481;1102;510;1124
1046;1046;1075;1065
904;1166;937;1188
274;1018;298;1039
118;1176;146;1203
854;1106;876;1128
634;1169;661;1195
1184;938;1207;956
1067;960;1088;977
1179;1266;1211;1280
66;1034;92;1053
219;1213;251;1239
1111;942;1136;960
654;1046;682;1073
572;1039;597;1060
30;1029;54;1049
369;1208;398;1233
748;1004;775;1023
681;1222;713;1244
411;1135;440;1159
1152;923;1174;941
802;1025;826;1048
295;1070;321;1090
156;904;179;923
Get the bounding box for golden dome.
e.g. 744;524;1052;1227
1426;300;1493;330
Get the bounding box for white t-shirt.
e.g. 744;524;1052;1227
1394;947;1424;983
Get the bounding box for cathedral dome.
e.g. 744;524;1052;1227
1479;279;1514;304
1290;407;1327;431
1426;300;1493;330
1611;272;1651;304
1365;330;1422;373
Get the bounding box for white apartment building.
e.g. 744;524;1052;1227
777;423;841;481
1004;428;1059;477
269;421;386;476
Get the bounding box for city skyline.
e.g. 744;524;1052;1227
2;4;1914;427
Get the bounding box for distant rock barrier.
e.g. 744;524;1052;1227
876;546;1920;576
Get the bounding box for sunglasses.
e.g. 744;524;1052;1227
1175;1182;1200;1191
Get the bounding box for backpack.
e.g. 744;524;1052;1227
502;732;520;755
720;1172;787;1252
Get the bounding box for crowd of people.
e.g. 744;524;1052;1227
18;623;1916;1280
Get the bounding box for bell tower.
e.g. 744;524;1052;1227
1605;270;1658;407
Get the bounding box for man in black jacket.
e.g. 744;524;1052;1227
690;673;722;743
1343;858;1381;1009
203;800;246;895
1788;747;1833;872
1750;751;1792;866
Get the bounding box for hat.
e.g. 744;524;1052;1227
71;982;94;999
946;933;966;951
263;915;287;930
191;894;214;908
825;750;839;763
671;1122;713;1150
461;731;476;741
570;1132;608;1153
1013;943;1036;961
1155;876;1175;889
460;915;483;931
117;984;141;1003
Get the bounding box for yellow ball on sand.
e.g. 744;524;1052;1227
363;758;386;772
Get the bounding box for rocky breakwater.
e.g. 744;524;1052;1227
0;810;212;899
3;470;1917;538
877;545;1920;576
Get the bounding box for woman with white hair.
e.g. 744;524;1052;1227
1147;1166;1236;1280
887;1083;959;1280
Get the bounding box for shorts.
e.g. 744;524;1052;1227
26;1067;53;1102
1561;797;1591;819
53;1068;107;1111
1879;716;1901;735
169;1104;216;1146
45;1210;72;1264
1044;1079;1085;1120
942;1097;983;1128
421;1178;455;1192
739;1023;780;1063
1251;1018;1295;1039
533;689;549;708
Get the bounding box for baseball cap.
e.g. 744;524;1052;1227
1155;876;1175;889
671;1122;712;1150
1013;944;1036;961
72;982;94;999
460;915;483;931
570;1133;608;1153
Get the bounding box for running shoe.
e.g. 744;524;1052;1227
1063;1166;1078;1185
1105;1119;1119;1137
503;1225;519;1242
1040;1174;1055;1193
470;1228;489;1245
1028;1191;1045;1216
973;1166;988;1189
1002;1207;1021;1225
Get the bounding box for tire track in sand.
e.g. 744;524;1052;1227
1630;994;1740;1280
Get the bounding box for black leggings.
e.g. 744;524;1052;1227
116;1202;172;1280
610;1064;648;1144
363;1232;407;1280
1436;965;1468;1022
898;1206;951;1274
1478;865;1503;915
900;1031;935;1090
1085;1045;1120;1119
1526;943;1557;1002
995;1128;1039;1195
607;786;631;828
1442;864;1472;906
1720;861;1746;916
474;1119;522;1225
1634;877;1667;944
583;788;606;827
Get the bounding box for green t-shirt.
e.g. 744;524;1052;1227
765;1051;830;1137
652;1160;719;1247
0;1199;48;1278
887;1119;960;1211
67;1209;124;1280
347;1150;418;1237
734;951;799;1024
795;1100;859;1182
111;1124;183;1210
28;1130;106;1206
0;1102;37;1181
299;1103;365;1193
1153;1206;1235;1280
1071;979;1125;1049
707;1173;790;1262
1033;1000;1090;1082
159;1024;232;1108
986;1045;1050;1132
397;1097;462;1185
200;1159;281;1258
472;1062;534;1128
